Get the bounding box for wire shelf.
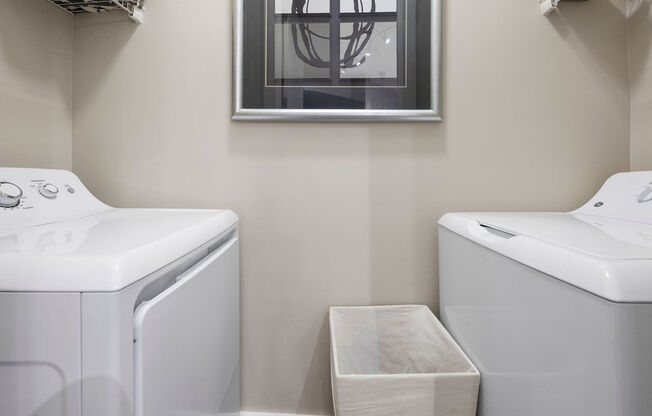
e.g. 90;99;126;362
47;0;143;17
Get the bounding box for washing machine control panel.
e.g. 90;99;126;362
1;178;77;209
575;171;652;223
0;168;109;231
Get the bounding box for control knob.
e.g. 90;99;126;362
638;185;652;203
0;182;23;208
39;183;59;199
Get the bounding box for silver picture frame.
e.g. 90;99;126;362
232;0;442;122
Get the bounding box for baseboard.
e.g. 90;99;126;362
241;412;328;416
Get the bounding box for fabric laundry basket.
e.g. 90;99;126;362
329;305;480;416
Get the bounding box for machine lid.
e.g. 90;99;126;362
439;171;652;303
439;212;652;303
0;208;238;292
462;212;652;260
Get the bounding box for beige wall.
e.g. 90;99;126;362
0;0;73;169
72;1;630;414
628;0;652;170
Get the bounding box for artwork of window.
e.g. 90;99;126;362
234;0;441;121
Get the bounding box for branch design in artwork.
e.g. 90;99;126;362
290;0;376;70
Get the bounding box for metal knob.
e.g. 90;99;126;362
0;182;23;208
638;187;652;203
39;183;59;200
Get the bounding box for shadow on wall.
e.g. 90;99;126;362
72;11;138;116
227;120;447;158
627;0;652;89
295;313;334;415
0;0;73;112
547;0;630;89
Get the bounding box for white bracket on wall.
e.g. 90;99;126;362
540;0;561;15
47;0;145;24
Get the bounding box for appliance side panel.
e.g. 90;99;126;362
438;227;621;416
81;230;239;416
0;292;81;416
615;303;652;415
81;287;139;416
133;238;240;416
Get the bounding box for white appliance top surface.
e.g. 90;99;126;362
0;168;238;292
462;212;652;260
439;171;652;303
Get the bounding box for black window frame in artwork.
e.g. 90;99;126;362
266;0;407;88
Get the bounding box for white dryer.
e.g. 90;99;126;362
0;168;240;416
439;171;652;416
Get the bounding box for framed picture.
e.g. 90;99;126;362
233;0;441;122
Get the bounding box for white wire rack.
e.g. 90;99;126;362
47;0;144;22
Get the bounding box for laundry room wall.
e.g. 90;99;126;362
71;0;630;414
627;0;652;170
0;0;73;169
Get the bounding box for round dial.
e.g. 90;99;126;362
39;183;59;199
0;182;23;208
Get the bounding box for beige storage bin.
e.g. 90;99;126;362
330;305;480;416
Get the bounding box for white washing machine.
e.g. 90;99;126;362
439;171;652;416
0;168;240;416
